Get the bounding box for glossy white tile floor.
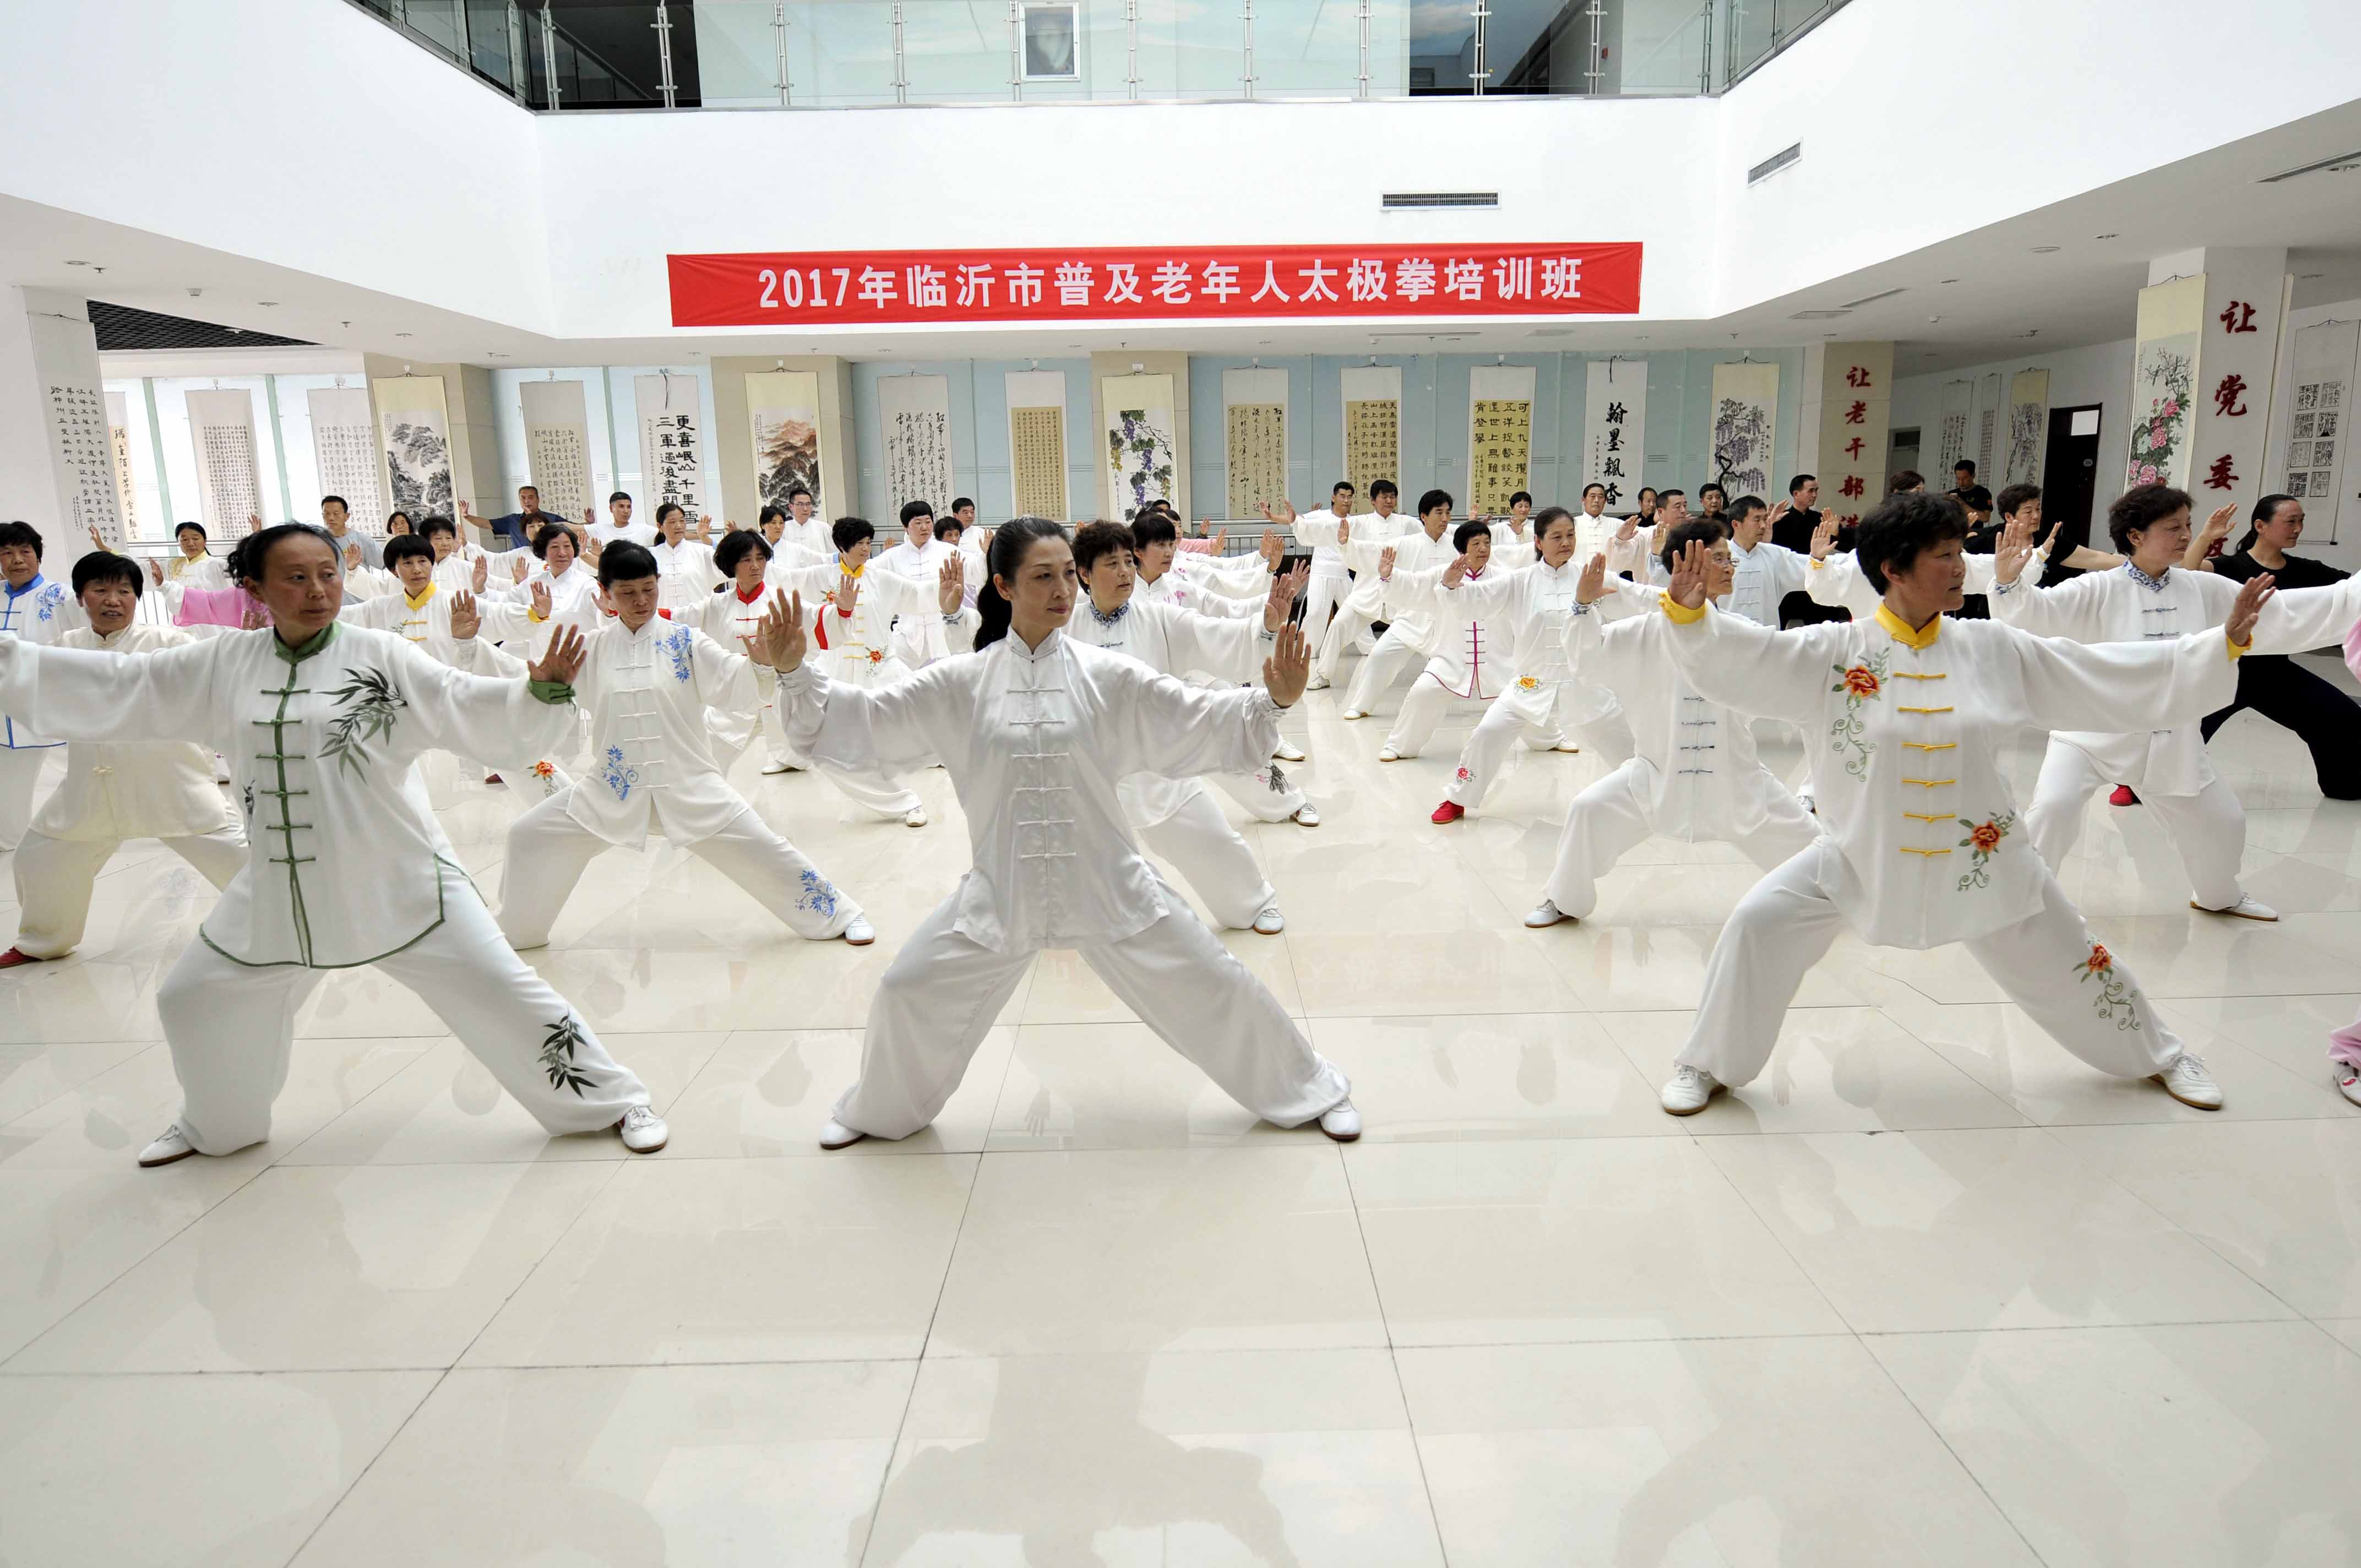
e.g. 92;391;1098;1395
6;651;2361;1566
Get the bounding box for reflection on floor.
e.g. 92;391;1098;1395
4;652;2360;1565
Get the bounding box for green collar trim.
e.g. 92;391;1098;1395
274;623;339;665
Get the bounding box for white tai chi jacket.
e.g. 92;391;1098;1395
1068;597;1276;826
1383;562;1514;700
780;627;1286;953
1564;580;1795;842
1807;548;2017;618
1136;567;1260;622
1437;556;1612;728
1172;547;1277;603
1990;563;2361;796
562;617;766;848
1717;538;1816;627
1655;598;2245;949
0;623;576;967
1357;525;1460;654
481;563;607;659
650;538;720;612
874;537;962;666
31;625;236;844
0;574;74;753
773;561;929;688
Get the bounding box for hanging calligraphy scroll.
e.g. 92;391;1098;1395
1005;369;1068;521
1709;361;1779;499
877;373;955;519
104;390;139;540
186;387;264;533
1937;380;1973;483
2286;319;2357;542
1340;363;1401;516
372;374;455;521
747;369;825;516
1582;358;1645;509
2128;275;2204;491
636;373;706;516
1101;372;1177;521
2004;368;2050;489
1221;366;1288;518
306;385;384;533
518;378;594;520
1466;364;1536;518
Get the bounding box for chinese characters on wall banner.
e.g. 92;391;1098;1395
1810;343;1891;525
1581;359;1645;510
1222;366;1289;519
1467;364;1536;518
49;380;122;547
876;373;955;519
184;387;263;535
1339;363;1400;516
518;378;594;521
668;243;1642;328
104;390;139;540
306;385;384;533
635;373;705;516
1005;369;1068;521
2284;319;2355;542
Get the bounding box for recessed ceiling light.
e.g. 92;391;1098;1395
63;259;89;266
2031;246;2061;253
2094;233;2118;239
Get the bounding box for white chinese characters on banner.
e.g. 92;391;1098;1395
877;373;955;518
105;390;139;540
635;373;705;515
518;378;594;520
185;387;263;534
1582;358;1645;509
306;385;384;533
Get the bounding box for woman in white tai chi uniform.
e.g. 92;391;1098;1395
0;524;667;1164
1332;489;1463;721
496;540;874;951
1992;483;2361;924
0;521;73;851
776;516;1358;1149
0;551;247;969
1647;491;2283;1118
693;529;801;772
1525;523;1820;929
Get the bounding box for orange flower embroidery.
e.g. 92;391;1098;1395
867;647;885;664
530;760;556;779
1516;676;1539;691
2085;944;2112;973
1969;823;2002;852
2076;941;2140;1031
1842;665;1881;698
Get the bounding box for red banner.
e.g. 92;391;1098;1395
667;242;1641;328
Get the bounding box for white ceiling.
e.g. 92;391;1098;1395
8;96;2360;374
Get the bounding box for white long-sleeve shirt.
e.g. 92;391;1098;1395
1172;548;1276;602
563;617;764;848
0;623;575;966
1990;563;2361;796
0;574;74;750
1293;508;1411;582
873;537;960;666
1069;596;1276;826
1720;538;1816;627
650;538;720;612
1807;549;2017;618
31;624;236;843
1437;557;1598;723
1657;598;2243;949
1136;567;1259;620
772;561;932;687
780;627;1285;952
1394;563;1518;700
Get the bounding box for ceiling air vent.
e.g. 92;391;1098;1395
1748;143;1801;185
2259;149;2361;183
1381;192;1499;210
1791;309;1852;320
1841;286;1906;308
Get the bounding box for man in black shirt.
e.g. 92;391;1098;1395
1773;473;1846;626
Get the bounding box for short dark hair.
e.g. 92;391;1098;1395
1581;482;1606;499
0;521;43;560
385;511;412;533
1658;488;1686;504
758;504;786;527
531;521;576;559
1660;519;1724;579
1887;470;1925;494
383;533;436;570
1417;488;1453;516
899;499;935;527
714;530;772;578
1529;505;1578;560
608;491;632;506
786;483;813;503
2107;483;2193;554
72;549;143;600
654;502;686;529
518;484;540;497
1452;519;1492;553
934;516;965;541
1995;483;2041;520
1130;511;1179;549
421;515;458;541
951;497;975;514
1509;490;1533;508
1954;459;1976;476
1700;483;1726;501
1728;494;1767;522
320;494;349;514
1072;521;1136;574
1788;473;1816;496
229;523;338;587
831;515;875;554
1961;486;1994;513
1370;480;1399;501
176;521;208;542
597;540;658;587
1330;480;1354;496
1855;491;1968;593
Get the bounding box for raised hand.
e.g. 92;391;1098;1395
248;512;264;535
581;506;596;531
771;590;810;673
147;557;165;587
695;514;714;542
88;525;106;552
529;623;587;684
1206;528;1226;554
836;571;861;617
530;580;553;621
472;553;490;592
748;590;798;668
239;606;267;631
511;551;531;585
1443;554;1468;589
344;541;362;571
1259;527;1285;568
1378;544;1398;581
2038;519;2064;560
459;498;476;522
1263;621;1311;706
581;535;603;569
1614;515;1640;546
1993;518;2037;586
937;551;966;614
1809;511;1840;560
1261;562;1307;631
2201;502;2238;548
1575;551;1610;605
448;590;480;641
1667;540;1711;609
1509;514;1528;538
1769;499;1793;525
1258;499;1298;527
2226;571;2275;647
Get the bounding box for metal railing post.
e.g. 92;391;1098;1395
1699;0;1713;92
507;1;527;100
540;1;562;107
652;0;677;106
1582;0;1603;93
1009;0;1024;100
1356;0;1370;97
1125;0;1140;100
1470;0;1489;94
775;2;792;104
891;1;909;102
1241;0;1255;99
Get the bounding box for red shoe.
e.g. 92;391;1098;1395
483;773;504;785
1430;801;1465;824
0;947;43;969
2109;786;2139;807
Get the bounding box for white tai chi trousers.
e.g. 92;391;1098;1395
0;746;54;852
1210;763;1308;824
1388;674;1484;757
1314;597;1383;683
1138;785;1275;929
1678;839;2186;1087
709;671;799;772
12;826;249;959
1342;627;1427;715
1541;762;1819;920
499;792;861;949
834;890;1351;1140
1299;569;1347;655
155;861;650;1156
2023;736;2247;911
1443;687;1585;810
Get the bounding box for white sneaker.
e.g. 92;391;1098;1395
2151;1052;2223;1110
1341;708;1367;721
138;1125;200;1168
843;917;875;946
2336;1062;2361;1109
1377;745;1402;763
1291;803;1321;827
2193;895;2277;923
903;806;929;828
1304;674;1331;692
819;1117;868;1150
1524;900;1571;929
616;1104;669;1153
1660;1065;1723;1115
760;759;800;775
1272;741;1306;762
1252;906;1286;935
1318;1099;1361;1142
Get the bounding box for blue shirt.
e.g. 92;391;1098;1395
488;511;551;550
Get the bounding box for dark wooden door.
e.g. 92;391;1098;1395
2041;405;2104;573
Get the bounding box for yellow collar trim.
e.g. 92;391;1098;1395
1875;604;1941;650
839;563;864;580
403;583;439;611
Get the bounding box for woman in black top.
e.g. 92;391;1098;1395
2202;493;2361;798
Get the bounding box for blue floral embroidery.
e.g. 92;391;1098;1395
660;626;694;684
34;585;62;623
795;869;839;918
602;744;640;801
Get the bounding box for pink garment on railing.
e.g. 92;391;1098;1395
175;585;270;629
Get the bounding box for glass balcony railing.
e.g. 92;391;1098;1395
342;0;1847;108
